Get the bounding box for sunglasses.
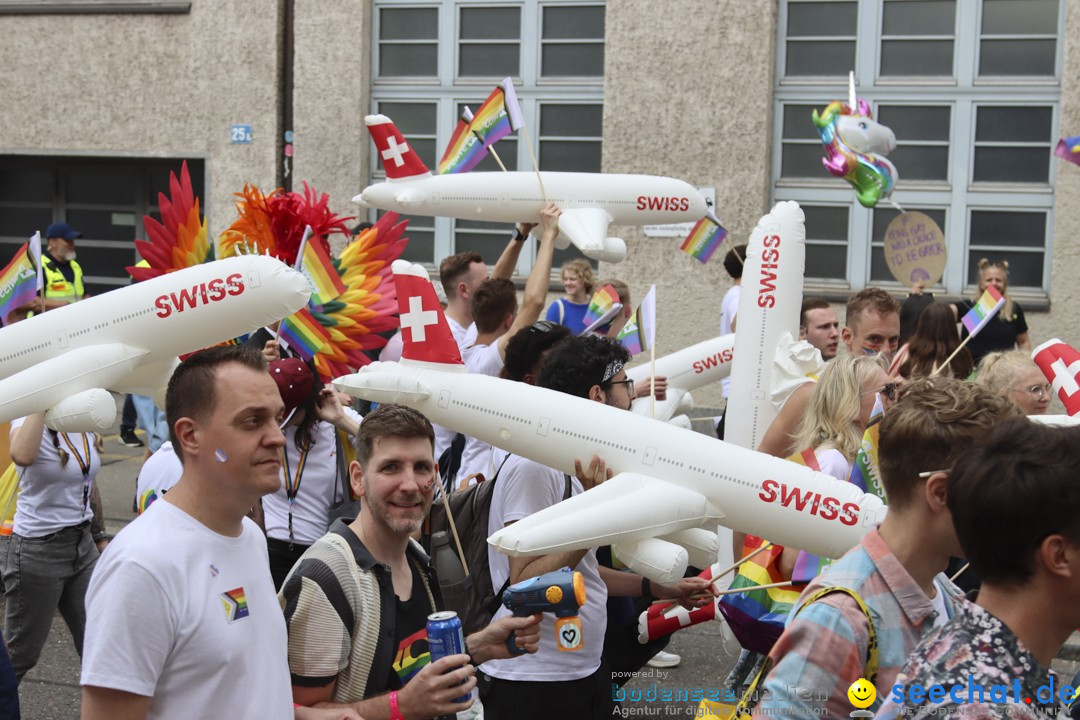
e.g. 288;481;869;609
863;382;897;402
528;320;558;334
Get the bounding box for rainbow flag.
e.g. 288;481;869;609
1056;135;1080;167
297;230;347;307
680;213;727;264
278;307;329;362
616;285;656;356
716;536;804;655
849;394;887;501
584;284;619;327
960;284;1006;337
219;587;250;622
0;238;41;326
438;107;488;174
469;77;524;148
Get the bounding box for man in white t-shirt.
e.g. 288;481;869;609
719;244;746;399
80;345;359;720
456;204;560;485
478;335;713;720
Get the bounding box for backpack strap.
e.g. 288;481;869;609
557;298;565;324
731;586;878;718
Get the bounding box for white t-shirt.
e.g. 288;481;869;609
379;330;404;363
11;417;99;537
480;453;607;682
719;285;741;398
262;411;360;545
135;441;183;515
81;500;292;720
433;317;478;460
456;343;506;485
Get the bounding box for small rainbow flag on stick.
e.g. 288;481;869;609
616;285;656;356
716;536;804;654
438;107;487;174
278;307;330;362
583;284;619;327
296;227;347;308
680;213;727;264
469;77;524;148
960;284;1006;337
849;394;886;501
1055;135;1080;167
0;236;42;326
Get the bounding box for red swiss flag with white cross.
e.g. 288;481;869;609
1032;338;1080;417
366;115;430;180
393;264;462;366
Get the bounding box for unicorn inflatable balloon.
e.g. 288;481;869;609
812;72;898;209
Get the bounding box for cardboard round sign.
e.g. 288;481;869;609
883;211;946;288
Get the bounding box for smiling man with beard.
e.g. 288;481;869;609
280;404;541;720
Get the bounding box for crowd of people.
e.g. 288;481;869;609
0;215;1074;720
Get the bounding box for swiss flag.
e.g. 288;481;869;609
1032;338;1080;416
366;115;430;180
393;261;462;367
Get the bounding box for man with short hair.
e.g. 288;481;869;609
80;346;358;720
41;222;85;309
282;403;541;719
879;419;1080;720
478;335;711;719
753;378;1020;719
842;287;901;359
799;297;840;361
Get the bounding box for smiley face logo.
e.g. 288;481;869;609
848;678;876;709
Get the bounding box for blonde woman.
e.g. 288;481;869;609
544;258;595;335
976;350;1050;416
952;259;1031;365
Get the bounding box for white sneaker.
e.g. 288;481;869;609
646;650;681;668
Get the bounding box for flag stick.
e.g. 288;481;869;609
520;124;548;202
438;484;470;578
650;541;777;614
949;562;969;583
651;579;794;608
931;333;974;378
470;129;508;172
650;341;656;418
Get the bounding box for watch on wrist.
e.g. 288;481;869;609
92;530;108;542
642;576;656;600
512;228;526;242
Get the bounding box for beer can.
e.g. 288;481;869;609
426;611;470;703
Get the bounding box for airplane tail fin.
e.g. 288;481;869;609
392;260;463;368
366;115;432;181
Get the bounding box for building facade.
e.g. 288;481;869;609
2;0;1077;409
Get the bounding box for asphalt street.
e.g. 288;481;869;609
5;417;741;719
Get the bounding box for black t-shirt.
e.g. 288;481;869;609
955;298;1028;366
387;559;434;690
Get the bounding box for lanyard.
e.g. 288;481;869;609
60;433;93;511
281;442;311;543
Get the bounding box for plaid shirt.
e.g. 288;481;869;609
874;603;1063;720
752;528;965;720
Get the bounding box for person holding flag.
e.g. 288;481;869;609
41;222;85;309
942;258;1030;366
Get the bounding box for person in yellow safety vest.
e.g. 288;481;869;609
42;222;85;309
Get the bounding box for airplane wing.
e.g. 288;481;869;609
487;472;725;556
0;344;150;423
557;207;613;256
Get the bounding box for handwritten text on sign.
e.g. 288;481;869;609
883;211;946;288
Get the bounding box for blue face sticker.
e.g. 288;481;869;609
214;449;228;463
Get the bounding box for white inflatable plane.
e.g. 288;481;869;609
354;114;713;264
0;255;310;430
333;261;886;585
626;333;735;424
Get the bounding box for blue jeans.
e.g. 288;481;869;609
1;524;98;681
131;394;169;453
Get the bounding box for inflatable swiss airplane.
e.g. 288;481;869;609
354;115;713;264
333;261;887;585
0;255;310;430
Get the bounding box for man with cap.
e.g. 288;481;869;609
42;222;85;310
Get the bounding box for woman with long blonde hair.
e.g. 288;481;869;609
952;259;1031;366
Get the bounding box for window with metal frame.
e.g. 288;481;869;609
773;0;1062;295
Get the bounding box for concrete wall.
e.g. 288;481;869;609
601;0;778;409
0;1;282;236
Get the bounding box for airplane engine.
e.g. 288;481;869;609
45;389;118;433
612;538;688;586
581;237;627;264
392;187;427;208
661;528;719;571
553;232;571;250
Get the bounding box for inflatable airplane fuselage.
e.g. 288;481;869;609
0;255;310;429
334;261;887;585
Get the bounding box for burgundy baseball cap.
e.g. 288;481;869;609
268;358;313;416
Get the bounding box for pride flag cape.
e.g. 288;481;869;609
1056;135;1080;167
438;107;488;174
680;213;727;264
616;284;656;356
584;284;619;327
0;238;41;326
960;285;1005;337
297;228;347;308
469;77;524;148
278;307;330;362
717;535;804;655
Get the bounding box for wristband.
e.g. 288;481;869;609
642;576;655;600
512;228;526;242
389;690;406;720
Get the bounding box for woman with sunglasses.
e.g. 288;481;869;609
975;350;1051;416
3;411;104;681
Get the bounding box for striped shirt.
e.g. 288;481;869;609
753;528;965;720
